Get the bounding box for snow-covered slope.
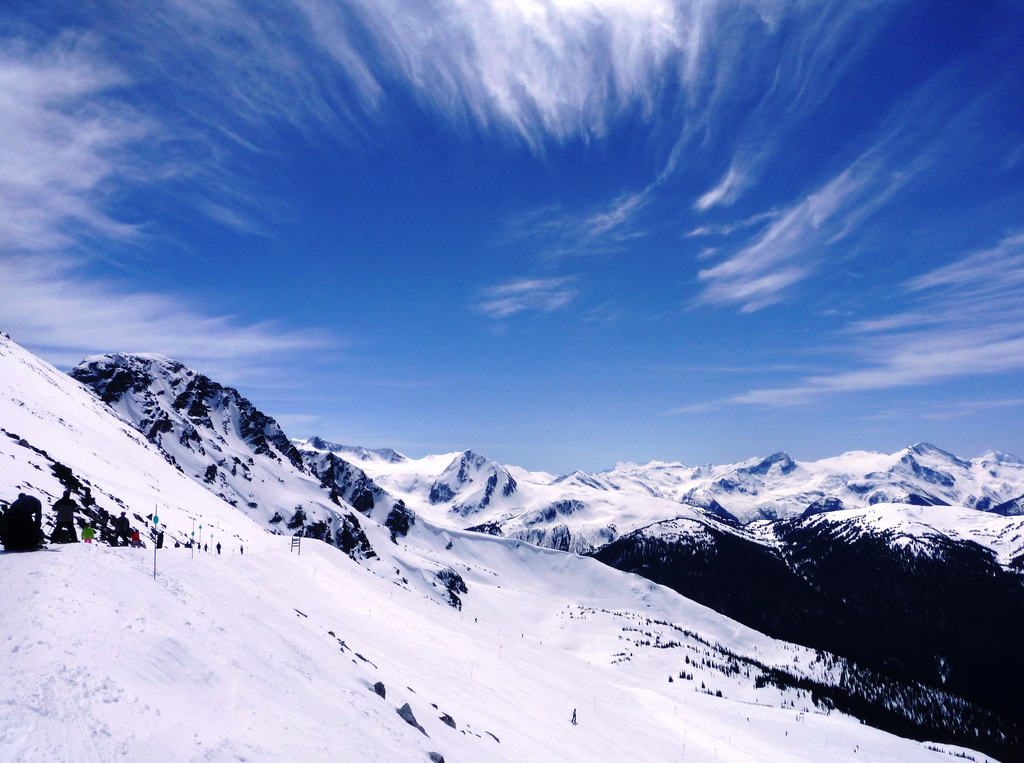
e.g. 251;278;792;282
0;336;262;550
8;520;1002;761
4;332;1007;761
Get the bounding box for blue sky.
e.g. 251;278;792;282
2;0;1023;472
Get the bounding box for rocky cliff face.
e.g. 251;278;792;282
69;353;387;557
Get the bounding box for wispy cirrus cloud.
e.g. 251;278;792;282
918;399;1024;422
336;0;689;146
475;277;577;319
0;255;333;382
0;37;151;253
694;162;747;211
504;188;654;259
678;233;1024;410
2;0;910;259
694;148;906;312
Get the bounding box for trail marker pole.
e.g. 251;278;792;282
152;511;160;580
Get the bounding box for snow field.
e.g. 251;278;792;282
2;516;999;763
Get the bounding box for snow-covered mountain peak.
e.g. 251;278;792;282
68;353;389;546
902;441;972;471
428;449;518;515
71;353;305;470
737;451;798;477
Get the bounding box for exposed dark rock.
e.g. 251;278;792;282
427;753;445;763
436;568;468;610
71;353;307;471
905;492;949;507
373;682;386;699
336;513;376;560
464;521;503;537
397;703;427;736
303;451;386;513
802;496;845;517
386;501;415;542
428;483;456;504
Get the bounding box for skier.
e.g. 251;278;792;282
82;525;95;544
114;511;131;546
216;542;221;555
51;490;79;543
240;545;243;556
130;530;141;548
571;709;577;725
1;493;43;551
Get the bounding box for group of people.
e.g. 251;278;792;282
2;490;245;556
1;489;141;551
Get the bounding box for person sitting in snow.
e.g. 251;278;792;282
114;511;131;546
130;530;142;548
51;490;79;543
82;525;95;544
1;493;44;551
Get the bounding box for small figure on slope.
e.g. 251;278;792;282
114;511;131;546
82;525;95;544
571;709;577;725
51;490;79;543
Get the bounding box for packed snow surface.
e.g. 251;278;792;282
2;531;998;762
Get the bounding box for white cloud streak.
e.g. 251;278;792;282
694;150;904;312
694;163;746;211
688;233;1024;409
503;188;654;260
0;255;332;381
0;37;151;253
475;277;577;319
